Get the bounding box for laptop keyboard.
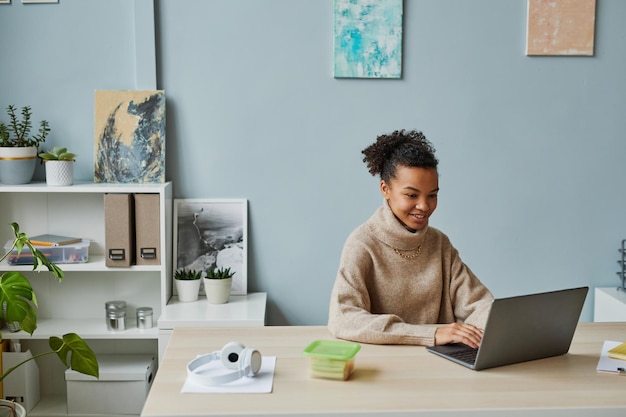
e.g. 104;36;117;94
448;347;478;365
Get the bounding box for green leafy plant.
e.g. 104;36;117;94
38;146;76;161
0;105;50;148
0;222;98;381
205;266;235;280
174;268;202;280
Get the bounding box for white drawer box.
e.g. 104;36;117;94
65;354;156;415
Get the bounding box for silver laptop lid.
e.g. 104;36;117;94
427;286;588;370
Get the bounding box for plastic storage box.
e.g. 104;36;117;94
65;354;156;415
4;240;89;265
303;340;361;381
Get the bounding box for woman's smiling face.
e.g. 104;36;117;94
380;165;439;231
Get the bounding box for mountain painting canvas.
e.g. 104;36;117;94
94;90;165;183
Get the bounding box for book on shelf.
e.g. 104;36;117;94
608;341;626;361
28;234;82;247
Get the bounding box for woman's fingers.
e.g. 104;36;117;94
434;323;483;348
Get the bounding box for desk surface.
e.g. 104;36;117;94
142;323;626;417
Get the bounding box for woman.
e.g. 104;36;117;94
328;130;493;348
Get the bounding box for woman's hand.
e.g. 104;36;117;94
434;323;483;349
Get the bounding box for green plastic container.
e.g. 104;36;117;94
303;340;361;380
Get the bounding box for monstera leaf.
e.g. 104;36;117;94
50;333;99;378
0;334;98;381
0;271;37;335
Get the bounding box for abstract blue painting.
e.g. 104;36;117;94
94;90;166;183
334;0;403;79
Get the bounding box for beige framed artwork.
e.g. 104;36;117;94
94;90;165;183
526;0;596;56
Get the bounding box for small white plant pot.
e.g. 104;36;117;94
203;277;232;304
45;160;74;186
175;279;201;302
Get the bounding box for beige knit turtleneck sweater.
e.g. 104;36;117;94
328;201;493;346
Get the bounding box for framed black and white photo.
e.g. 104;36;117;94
174;199;248;295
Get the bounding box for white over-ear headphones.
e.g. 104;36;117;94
186;341;262;386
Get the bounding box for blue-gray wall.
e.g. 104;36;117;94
2;0;625;324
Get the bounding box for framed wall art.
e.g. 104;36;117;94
333;0;403;78
174;199;248;295
94;90;166;184
526;0;596;56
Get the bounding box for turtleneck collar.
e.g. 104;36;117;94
366;200;429;251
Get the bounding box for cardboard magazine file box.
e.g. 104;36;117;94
104;193;135;267
2;350;40;413
65;354;156;415
134;193;160;266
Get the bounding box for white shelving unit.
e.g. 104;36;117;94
0;181;172;417
0;181;268;417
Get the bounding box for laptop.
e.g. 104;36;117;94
426;286;588;370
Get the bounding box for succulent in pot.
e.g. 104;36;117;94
39;146;76;161
204;266;235;304
174;268;202;302
39;146;76;186
0;105;51;184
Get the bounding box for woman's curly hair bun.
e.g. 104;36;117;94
361;129;438;181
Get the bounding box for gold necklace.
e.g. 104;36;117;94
393;246;422;259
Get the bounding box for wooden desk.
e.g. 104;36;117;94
142;323;626;417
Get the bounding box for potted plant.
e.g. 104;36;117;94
0;105;50;185
39;146;77;186
0;222;98;416
174;268;202;302
203;266;235;304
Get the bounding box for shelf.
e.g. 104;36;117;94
158;292;267;328
1;255;163;272
0;318;158;340
0;180;169;194
27;395;67;417
30;395;137;417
